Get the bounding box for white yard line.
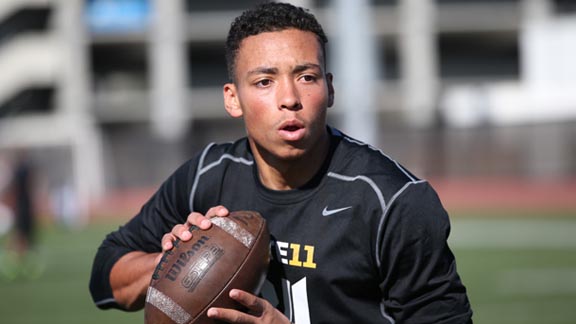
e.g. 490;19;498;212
497;268;576;295
448;218;576;249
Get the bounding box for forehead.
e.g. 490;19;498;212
235;29;324;71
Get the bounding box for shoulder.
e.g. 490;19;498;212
188;138;255;213
328;128;424;203
165;138;253;188
196;138;253;167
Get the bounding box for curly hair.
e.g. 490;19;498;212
225;2;328;81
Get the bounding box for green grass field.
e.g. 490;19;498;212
1;215;575;324
450;216;576;324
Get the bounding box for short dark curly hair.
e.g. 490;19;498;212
225;2;328;82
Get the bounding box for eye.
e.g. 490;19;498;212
301;75;317;83
256;79;271;87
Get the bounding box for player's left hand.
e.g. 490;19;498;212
207;289;290;324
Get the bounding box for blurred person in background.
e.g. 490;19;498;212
0;154;14;239
90;2;472;323
0;149;42;280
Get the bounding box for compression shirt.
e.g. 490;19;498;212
89;127;472;323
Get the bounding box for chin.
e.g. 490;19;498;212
277;146;308;161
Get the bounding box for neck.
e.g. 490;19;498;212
251;132;330;191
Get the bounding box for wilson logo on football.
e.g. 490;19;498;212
181;245;224;292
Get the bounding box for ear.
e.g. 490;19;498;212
223;83;243;118
326;73;335;108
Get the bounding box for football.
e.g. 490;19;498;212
144;210;270;324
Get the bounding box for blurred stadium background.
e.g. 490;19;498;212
0;0;575;323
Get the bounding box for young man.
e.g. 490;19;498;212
90;2;472;323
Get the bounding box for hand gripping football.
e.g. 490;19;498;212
145;210;270;324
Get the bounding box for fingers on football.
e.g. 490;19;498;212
229;289;264;314
160;233;176;251
160;224;189;251
160;206;230;252
207;290;287;323
207;307;255;324
186;206;230;230
205;290;260;323
171;223;192;240
207;205;230;218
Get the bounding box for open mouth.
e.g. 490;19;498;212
278;120;305;141
282;125;301;132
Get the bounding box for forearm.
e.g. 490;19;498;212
110;251;160;311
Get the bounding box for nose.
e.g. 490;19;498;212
278;80;302;111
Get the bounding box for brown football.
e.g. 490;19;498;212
144;210;270;324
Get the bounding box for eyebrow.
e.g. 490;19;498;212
246;63;322;76
293;63;322;74
247;67;278;76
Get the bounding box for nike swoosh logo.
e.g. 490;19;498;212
322;206;353;217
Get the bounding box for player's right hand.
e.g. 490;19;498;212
160;205;230;252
